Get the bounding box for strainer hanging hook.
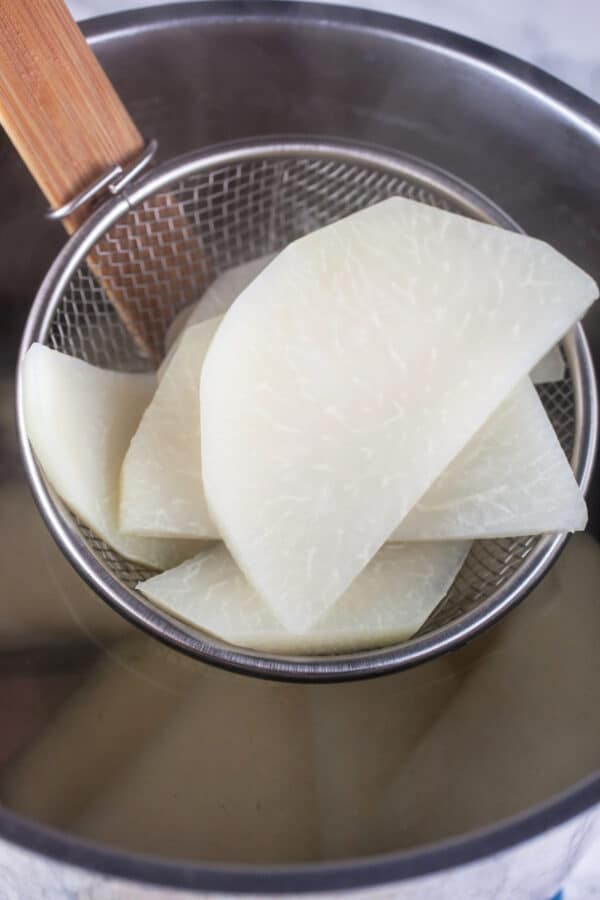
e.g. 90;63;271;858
46;139;159;222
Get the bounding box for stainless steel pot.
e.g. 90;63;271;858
1;2;600;894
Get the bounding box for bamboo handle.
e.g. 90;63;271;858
0;0;144;233
0;0;209;361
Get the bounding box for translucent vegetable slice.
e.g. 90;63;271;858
200;196;597;632
139;541;470;653
530;345;566;384
121;319;220;540
22;343;200;569
159;254;275;378
391;378;586;541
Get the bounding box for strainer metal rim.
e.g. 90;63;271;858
16;137;598;682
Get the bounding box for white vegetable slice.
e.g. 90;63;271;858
133;326;584;545
201;196;597;632
163;305;194;355
138;541;470;653
530;345;566;384
391;378;586;541
159;254;276;378
164;254;562;383
22;344;201;569
188;253;277;324
121;319;221;540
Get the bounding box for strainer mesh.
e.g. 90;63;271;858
43;155;576;638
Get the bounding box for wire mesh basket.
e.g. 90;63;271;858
16;140;597;680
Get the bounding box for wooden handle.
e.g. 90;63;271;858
0;0;208;361
0;0;144;233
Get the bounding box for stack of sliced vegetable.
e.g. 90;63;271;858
23;197;597;653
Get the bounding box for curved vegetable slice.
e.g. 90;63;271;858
138;541;469;653
200;196;597;632
22;343;200;569
531;345;565;384
391;378;586;541
159;254;275;378
121;319;220;540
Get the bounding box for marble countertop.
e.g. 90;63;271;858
1;2;599;897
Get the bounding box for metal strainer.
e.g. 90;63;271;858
16;139;597;681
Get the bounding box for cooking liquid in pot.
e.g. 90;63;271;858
1;440;600;863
